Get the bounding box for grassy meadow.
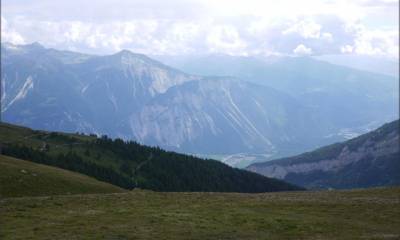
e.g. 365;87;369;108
1;187;399;239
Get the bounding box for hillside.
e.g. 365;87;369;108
0;155;124;198
247;120;400;189
1;187;399;239
0;122;301;192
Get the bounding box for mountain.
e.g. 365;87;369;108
1;43;398;167
314;54;399;78
130;78;330;155
0;44;323;158
0;122;302;192
0;154;124;198
246;120;400;189
1;43;199;136
154;54;398;136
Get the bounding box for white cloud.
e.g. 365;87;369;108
293;44;313;55
341;45;354;53
206;25;247;55
283;20;322;39
1;0;398;58
340;21;399;57
353;29;399;57
322;32;334;41
1;17;25;44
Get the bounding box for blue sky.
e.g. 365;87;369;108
1;0;399;58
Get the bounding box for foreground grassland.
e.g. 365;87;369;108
0;155;124;198
1;187;399;239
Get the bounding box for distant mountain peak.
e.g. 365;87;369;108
115;49;134;56
108;49;185;73
26;42;44;49
114;49;151;59
2;42;45;55
112;49;155;64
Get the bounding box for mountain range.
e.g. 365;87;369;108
247;120;400;189
155;54;398;133
1;43;398;167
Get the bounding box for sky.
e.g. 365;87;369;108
1;0;399;58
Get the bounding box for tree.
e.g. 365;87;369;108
84;148;91;156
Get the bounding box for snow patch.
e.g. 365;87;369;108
81;84;90;94
4;76;34;112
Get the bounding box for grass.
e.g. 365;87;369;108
0;155;124;198
0;122;94;147
1;187;399;239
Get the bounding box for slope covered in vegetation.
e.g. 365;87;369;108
247;120;400;189
0;155;124;198
0;122;301;192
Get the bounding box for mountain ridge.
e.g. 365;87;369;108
247;120;400;189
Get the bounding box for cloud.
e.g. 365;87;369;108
322;32;334;41
283;20;322;39
341;45;354;53
1;17;25;44
353;28;399;57
293;44;313;55
1;0;398;58
206;25;247;54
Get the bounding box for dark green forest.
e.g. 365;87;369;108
0;123;301;192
